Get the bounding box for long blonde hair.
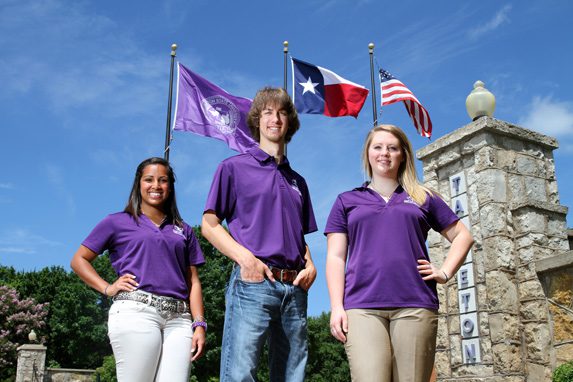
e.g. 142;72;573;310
362;124;433;205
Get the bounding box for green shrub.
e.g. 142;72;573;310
553;360;573;382
94;355;117;382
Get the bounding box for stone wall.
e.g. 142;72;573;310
536;251;573;367
16;345;97;382
16;344;46;382
417;117;573;381
44;368;96;382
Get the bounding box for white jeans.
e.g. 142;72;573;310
108;300;193;382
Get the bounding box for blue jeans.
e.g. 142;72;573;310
220;266;308;382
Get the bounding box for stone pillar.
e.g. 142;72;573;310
417;117;570;381
16;344;46;382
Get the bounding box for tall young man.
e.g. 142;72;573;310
202;87;317;381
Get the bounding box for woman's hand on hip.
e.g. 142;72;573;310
106;274;139;297
417;259;448;284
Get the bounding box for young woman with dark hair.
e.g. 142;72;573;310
123;157;183;226
71;157;206;382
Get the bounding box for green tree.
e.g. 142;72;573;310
0;285;49;381
305;312;350;381
190;227;233;381
2;229;353;381
254;314;350;381
1;253;115;369
188;227;351;381
553;360;573;382
94;355;117;382
0;266;17;285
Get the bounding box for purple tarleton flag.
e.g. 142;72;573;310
173;63;257;153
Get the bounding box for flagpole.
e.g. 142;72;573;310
164;43;177;161
368;42;378;127
283;40;289;156
283;41;289;91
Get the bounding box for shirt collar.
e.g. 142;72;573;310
139;213;167;229
248;146;290;167
355;181;404;195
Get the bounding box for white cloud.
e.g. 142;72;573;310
519;96;573;137
0;183;14;189
0;0;165;119
161;0;191;28
468;5;512;40
560;143;573;154
0;228;62;255
381;7;479;75
0;183;14;204
0;247;35;255
44;164;76;215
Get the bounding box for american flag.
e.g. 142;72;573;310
379;68;432;138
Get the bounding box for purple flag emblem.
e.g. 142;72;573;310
173;63;257;153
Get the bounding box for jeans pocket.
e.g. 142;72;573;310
294;284;309;293
236;266;266;285
109;300;148;316
238;278;266;285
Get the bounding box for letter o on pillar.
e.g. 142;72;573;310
462;318;474;337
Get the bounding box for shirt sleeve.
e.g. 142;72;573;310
299;177;318;234
81;214;116;255
427;193;459;233
204;161;236;222
324;195;348;235
185;225;205;267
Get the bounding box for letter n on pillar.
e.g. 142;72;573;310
462;338;481;364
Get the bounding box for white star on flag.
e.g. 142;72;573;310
299;77;319;94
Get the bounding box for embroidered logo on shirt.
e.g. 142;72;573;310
290;179;302;196
404;196;417;205
173;226;186;238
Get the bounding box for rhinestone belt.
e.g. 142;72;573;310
113;291;189;314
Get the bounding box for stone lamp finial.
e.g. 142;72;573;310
28;329;37;343
466;80;496;121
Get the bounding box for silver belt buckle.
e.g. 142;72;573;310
158;297;175;313
157;297;165;313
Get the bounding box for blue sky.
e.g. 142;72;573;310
1;1;572;317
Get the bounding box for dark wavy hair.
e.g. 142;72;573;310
124;157;183;227
247;87;300;144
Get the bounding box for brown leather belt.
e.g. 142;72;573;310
270;266;299;283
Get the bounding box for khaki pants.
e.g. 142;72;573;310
345;308;438;382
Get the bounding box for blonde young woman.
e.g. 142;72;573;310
325;125;474;382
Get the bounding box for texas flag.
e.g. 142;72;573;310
292;58;369;118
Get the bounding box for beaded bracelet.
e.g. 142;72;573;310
192;320;208;331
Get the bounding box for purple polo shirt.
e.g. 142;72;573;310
324;184;458;310
205;147;317;270
82;212;205;300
